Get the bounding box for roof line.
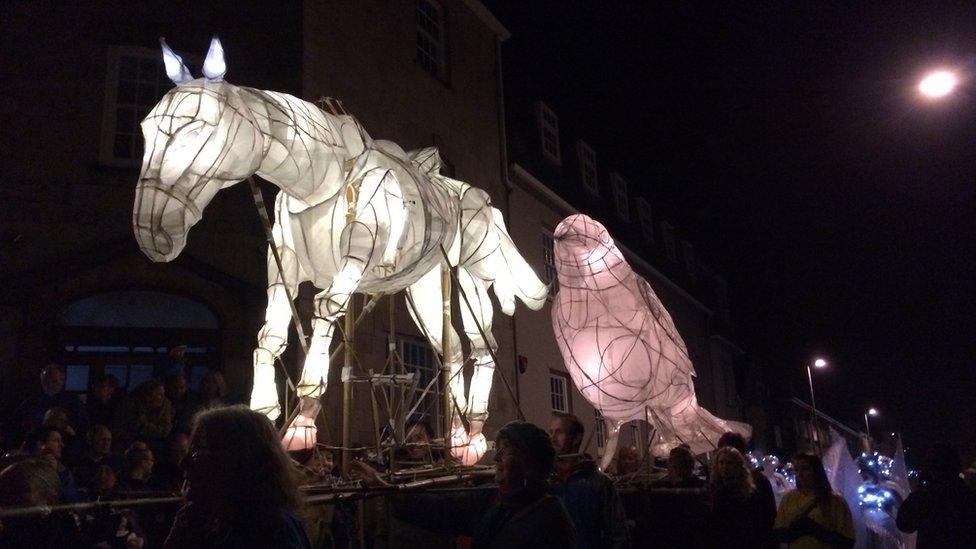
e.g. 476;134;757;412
508;162;713;316
461;0;511;40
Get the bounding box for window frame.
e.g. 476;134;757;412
100;45;181;168
549;370;571;413
536;101;562;165
610;172;630;221
541;229;559;298
415;0;449;84
396;335;444;431
576;140;598;195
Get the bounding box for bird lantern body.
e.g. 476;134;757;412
133;39;547;463
551;214;749;466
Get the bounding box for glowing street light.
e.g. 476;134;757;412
807;358;828;453
864;407;879;439
918;70;958;98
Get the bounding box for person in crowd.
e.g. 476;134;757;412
0;458;86;547
654;445;704;488
23;425;80;502
86;373;122;428
632;445;708;548
163;404;311;548
548;412;630;549
353;419;577;548
773;452;855;549
15;363;88;441
118;442;155;493
154;431;190;493
896;442;976;548
42;405;84;464
165;373;195;433
401;417;436;462
196;370;228;408
613;445;642;476
73;424;124;494
372;418;455;548
113;378;173;451
717;431;776;545
709;446;776;548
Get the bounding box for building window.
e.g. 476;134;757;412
398;337;443;430
541;230;559;296
661;221;677;262
594;409;607;451
576;141;598;194
100;46;177;167
636;198;654;243
630;422;643;452
536;102;561;165
549;371;570;412
416;0;448;82
610;173;630;221
682;241;696;279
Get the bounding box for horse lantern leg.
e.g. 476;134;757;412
403;267;467;456
251;221;301;422
455;268;495;464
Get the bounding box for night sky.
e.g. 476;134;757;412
485;1;976;457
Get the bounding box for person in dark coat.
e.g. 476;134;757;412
896;442;976;548
549;412;630;549
709;446;775;548
353;420;578;549
717;431;777;547
162;404;311;549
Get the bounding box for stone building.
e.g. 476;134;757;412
1;1;752;462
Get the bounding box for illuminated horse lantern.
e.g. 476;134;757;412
133;38;547;462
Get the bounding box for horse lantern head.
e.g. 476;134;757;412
134;37;264;262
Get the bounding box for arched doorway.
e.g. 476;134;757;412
56;290;221;395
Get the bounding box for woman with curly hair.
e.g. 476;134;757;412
163;404;310;548
774;453;854;548
709;446;774;548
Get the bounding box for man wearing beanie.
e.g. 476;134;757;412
352;420;577;548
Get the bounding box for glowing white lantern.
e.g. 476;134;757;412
134;38;547;458
551;214;750;467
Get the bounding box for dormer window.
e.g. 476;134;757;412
610;172;630;221
576;140;597;194
662;221;677;262
536;101;561;165
637;198;654;243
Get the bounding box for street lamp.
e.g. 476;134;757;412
807;358;827;451
919;70;958;98
864;407;879;439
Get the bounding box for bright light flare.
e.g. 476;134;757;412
867;407;879;416
919;70;958;98
813;358;828;368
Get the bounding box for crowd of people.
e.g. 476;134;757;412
2;362;975;548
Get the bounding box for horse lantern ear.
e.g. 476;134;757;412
160;38;193;85
202;36;226;80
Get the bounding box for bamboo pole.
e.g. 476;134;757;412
440;262;453;459
341;294;357;475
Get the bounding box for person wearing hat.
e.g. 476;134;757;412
352;420;577;548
